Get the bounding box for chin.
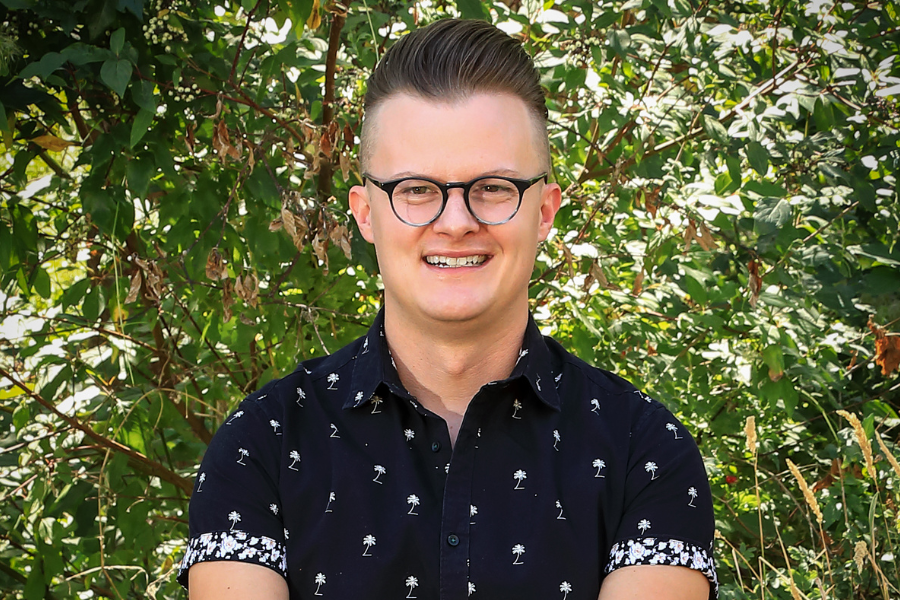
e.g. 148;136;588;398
420;297;491;324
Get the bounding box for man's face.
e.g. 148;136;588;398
349;92;561;327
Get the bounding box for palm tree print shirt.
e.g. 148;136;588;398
178;309;717;599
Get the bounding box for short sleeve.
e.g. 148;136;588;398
605;397;718;598
177;389;288;590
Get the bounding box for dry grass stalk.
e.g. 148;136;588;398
786;458;823;524
875;434;900;480
745;416;757;456
790;580;802;600
854;540;868;575
837;410;875;478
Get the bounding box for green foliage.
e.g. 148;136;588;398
0;0;898;598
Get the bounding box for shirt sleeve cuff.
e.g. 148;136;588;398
605;537;718;599
176;530;288;590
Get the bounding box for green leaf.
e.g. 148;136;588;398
127;155;154;197
746;141;769;177
100;58;132;97
608;29;632;56
82;285;102;321
61;278;91;309
32;266;51;299
761;344;784;381
118;0;143;19
130;108;154;148
24;559;45;600
110;27;126;55
61;42;113;65
754;197;792;236
130;79;156;111
702;114;729;144
18;52;67;80
457;0;488;19
0;0;31;8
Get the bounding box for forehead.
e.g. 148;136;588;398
365;92;545;179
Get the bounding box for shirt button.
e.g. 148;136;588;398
431;441;441;452
447;534;460;547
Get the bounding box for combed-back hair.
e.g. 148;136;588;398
359;18;549;171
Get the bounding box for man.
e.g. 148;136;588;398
178;18;717;600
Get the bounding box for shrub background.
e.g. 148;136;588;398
0;0;898;598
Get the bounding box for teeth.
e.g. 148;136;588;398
425;255;487;268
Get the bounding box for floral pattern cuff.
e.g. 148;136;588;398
177;530;288;589
605;537;718;598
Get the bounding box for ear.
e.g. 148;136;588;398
536;181;562;242
349;184;375;243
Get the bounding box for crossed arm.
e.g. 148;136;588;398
188;561;710;600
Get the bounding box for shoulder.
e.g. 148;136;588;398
545;334;670;423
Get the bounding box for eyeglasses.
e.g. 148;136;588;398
363;173;548;226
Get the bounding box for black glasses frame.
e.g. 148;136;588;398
363;173;548;226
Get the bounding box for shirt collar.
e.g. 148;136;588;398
344;308;561;411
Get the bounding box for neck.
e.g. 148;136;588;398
383;303;529;419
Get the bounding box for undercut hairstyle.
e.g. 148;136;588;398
359;18;550;172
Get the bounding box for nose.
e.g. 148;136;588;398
431;188;480;236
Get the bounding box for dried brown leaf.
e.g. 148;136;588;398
213;120;240;162
319;129;332;158
869;317;900;376
631;269;644;296
645;186;660;217
222;278;233;322
205;248;228;281
306;0;321;29
697;222;717;251
339;150;350;182
748;260;762;307
329;224;352;260
125;270;142;304
312;232;329;273
235;273;259;308
32;134;76;152
590;261;610;289
683;221;697;253
269;216;284;232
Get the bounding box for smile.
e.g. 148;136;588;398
424;255;489;268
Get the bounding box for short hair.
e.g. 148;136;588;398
359;18;550;172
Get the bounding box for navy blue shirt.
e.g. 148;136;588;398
178;309;717;599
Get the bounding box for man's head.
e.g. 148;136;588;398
349;19;561;330
359;18;550;173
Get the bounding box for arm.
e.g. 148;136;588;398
598;565;710;600
189;562;289;600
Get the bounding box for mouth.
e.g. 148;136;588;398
424;255;490;269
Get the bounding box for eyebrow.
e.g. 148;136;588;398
387;169;524;180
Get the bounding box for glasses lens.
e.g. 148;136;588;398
468;178;520;224
392;179;443;225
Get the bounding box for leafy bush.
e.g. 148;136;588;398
0;0;897;598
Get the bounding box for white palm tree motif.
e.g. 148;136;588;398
196;473;205;492
236;448;249;465
270;419;281;435
554;372;562;387
444;463;450;473
314;573;326;596
404;429;415;441
666;423;682;439
329;423;340;438
560;581;573;600
361;337;369;353
226;410;244;424
590;399;601;413
512;544;525;565
373;465;386;484
517;348;528;363
468;581;476;596
593;458;606;478
325;491;335;512
535;375;542;391
511;399;523;419
284;527;289;540
371;395;383;414
638;519;651;534
556;500;565;520
228;510;241;530
553;429;561;451
513;469;527;489
288;450;301;470
362;534;376;556
405;576;418;598
407;494;420;515
269;503;278;514
470;504;478;524
688;487;698;507
296;387;305;406
326;373;339;389
645;461;659;480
